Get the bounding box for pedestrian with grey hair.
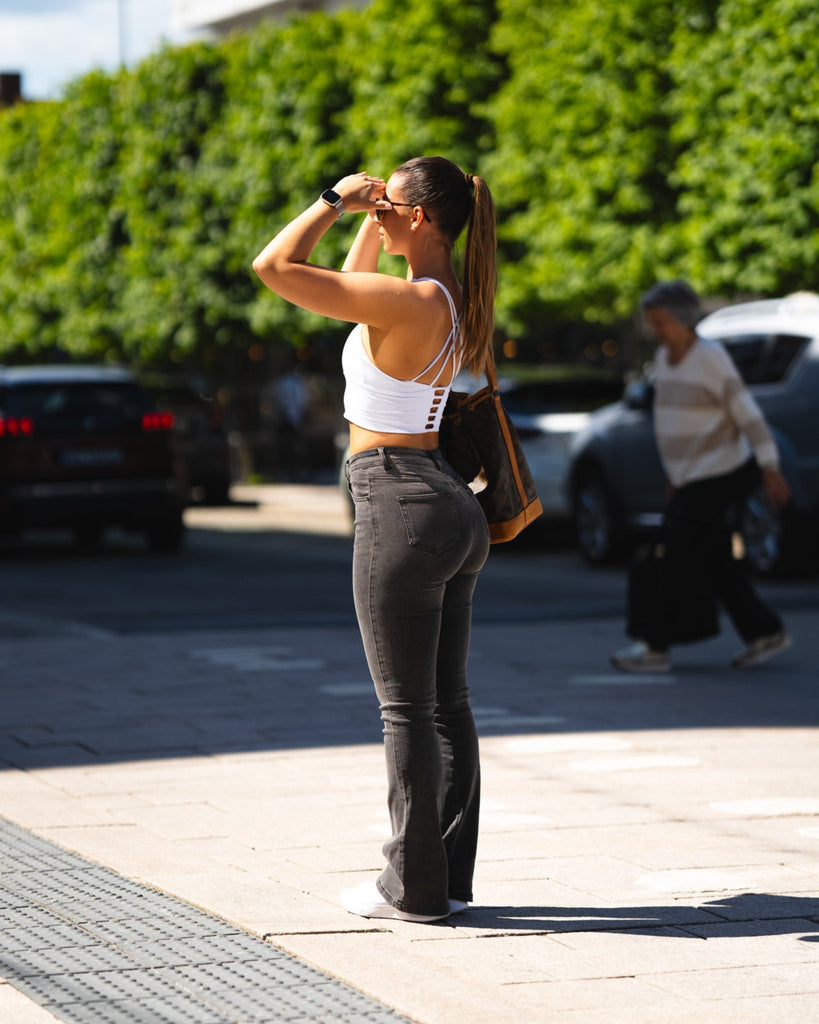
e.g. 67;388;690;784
611;280;792;672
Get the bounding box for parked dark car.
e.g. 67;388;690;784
141;379;233;505
567;293;819;574
0;365;186;551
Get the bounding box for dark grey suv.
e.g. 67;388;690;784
0;364;186;551
567;293;819;574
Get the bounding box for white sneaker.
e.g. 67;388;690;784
731;630;791;669
448;899;469;915
610;640;670;673
340;882;449;923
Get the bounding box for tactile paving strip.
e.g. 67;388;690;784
0;816;411;1023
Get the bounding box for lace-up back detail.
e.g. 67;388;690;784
342;278;461;434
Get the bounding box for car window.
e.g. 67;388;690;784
717;333;809;385
3;382;151;427
500;377;623;416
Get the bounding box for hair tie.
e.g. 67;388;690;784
465;172;475;187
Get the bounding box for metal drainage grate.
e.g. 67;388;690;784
0;816;411;1024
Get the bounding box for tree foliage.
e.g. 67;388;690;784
344;0;502;172
0;0;817;370
667;0;819;296
486;0;715;329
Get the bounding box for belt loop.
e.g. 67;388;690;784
378;446;393;471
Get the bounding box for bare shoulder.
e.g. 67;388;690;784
367;280;461;379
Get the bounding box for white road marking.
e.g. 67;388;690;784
190;646;325;671
570;674;677;686
319;683;374;696
474;708;566;728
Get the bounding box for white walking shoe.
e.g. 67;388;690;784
610;640;670;673
340;882;449;923
731;630;792;669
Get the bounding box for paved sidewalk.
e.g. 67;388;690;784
1;491;818;1023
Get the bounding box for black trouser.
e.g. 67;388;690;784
646;461;783;652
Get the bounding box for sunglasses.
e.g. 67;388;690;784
374;196;416;224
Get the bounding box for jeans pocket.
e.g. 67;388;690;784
397;492;459;555
348;470;370;504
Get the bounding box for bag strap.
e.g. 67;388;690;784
482;350;500;392
480;348;533;519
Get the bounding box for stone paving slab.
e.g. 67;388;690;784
0;983;62;1024
1;609;818;1022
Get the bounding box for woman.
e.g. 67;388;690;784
611;280;792;673
252;157;496;922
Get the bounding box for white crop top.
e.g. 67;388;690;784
342;278;461;434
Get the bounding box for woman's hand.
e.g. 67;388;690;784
762;466;791;510
332;172;386;215
253;170;399;323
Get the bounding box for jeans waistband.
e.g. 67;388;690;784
347;446;444;472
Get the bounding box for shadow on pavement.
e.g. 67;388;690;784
458;893;819;937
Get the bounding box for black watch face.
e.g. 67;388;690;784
322;189;342;205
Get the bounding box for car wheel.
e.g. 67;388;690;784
145;514;185;554
573;468;624;563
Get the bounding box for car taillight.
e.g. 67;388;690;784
0;415;34;437
142;411;175;431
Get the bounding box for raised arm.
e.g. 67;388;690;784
342;216;383;273
252;173;401;325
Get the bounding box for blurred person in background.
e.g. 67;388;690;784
611;280;792;673
273;362;308;478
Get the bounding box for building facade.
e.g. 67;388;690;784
171;0;365;36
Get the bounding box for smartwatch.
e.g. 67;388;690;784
320;188;345;218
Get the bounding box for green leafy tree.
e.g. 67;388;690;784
669;0;819;296
113;43;230;365
0;99;65;356
50;72;129;360
2;0;818;371
215;12;363;356
0;72;130;360
344;0;503;173
486;0;691;334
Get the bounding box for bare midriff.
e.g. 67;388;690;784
348;423;440;457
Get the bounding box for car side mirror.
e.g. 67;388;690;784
624;379;654;411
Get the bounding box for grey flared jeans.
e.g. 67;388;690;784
345;446;490;917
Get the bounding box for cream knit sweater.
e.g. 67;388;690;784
653;337;779;489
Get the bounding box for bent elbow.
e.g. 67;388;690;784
251;254;270;279
252;253;283;290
